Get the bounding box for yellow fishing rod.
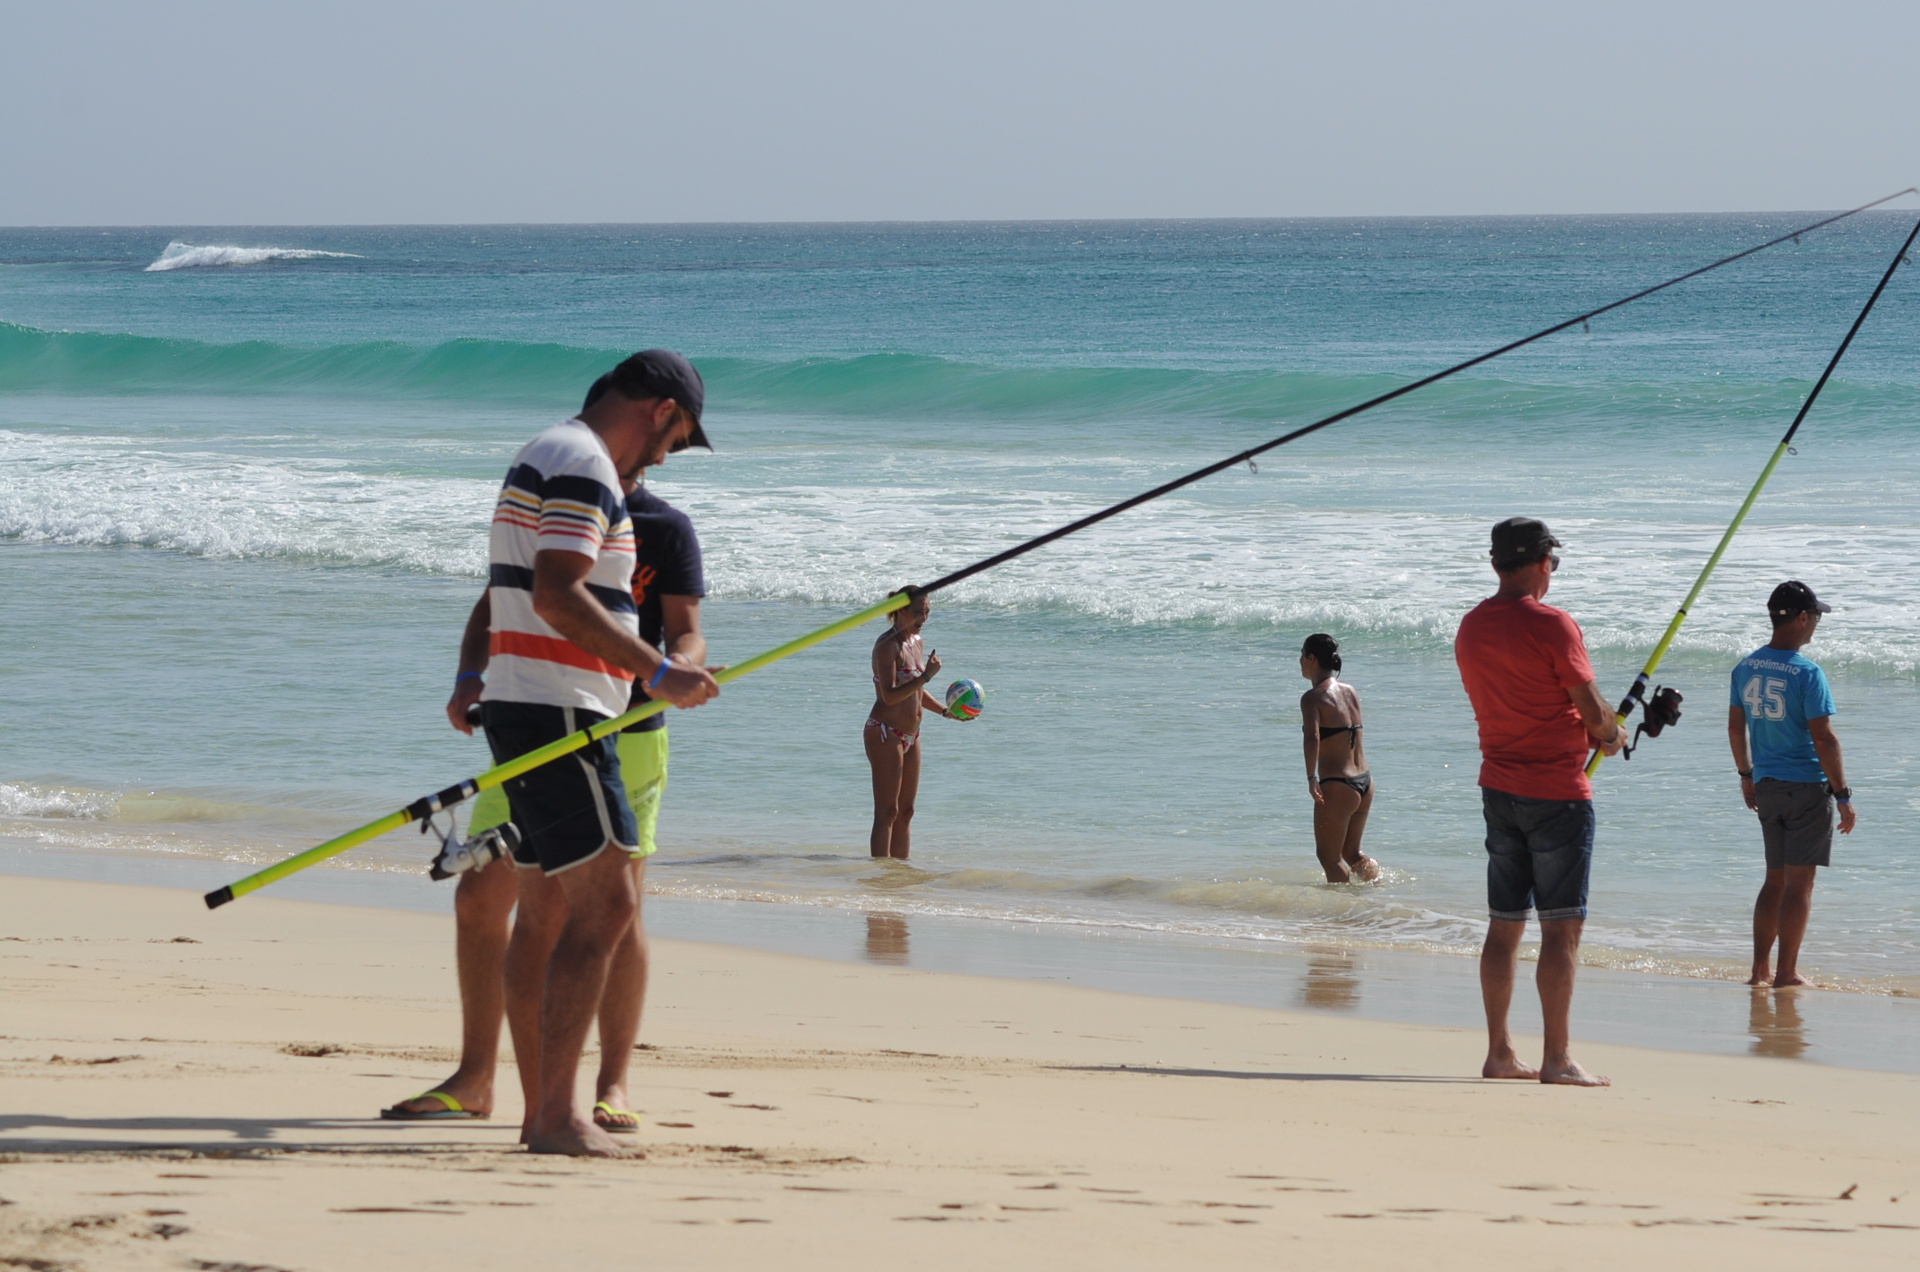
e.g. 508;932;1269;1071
205;592;910;908
1589;212;1920;779
208;195;1916;908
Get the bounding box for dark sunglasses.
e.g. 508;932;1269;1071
1548;553;1561;572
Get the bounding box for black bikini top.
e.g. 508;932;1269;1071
1319;722;1363;741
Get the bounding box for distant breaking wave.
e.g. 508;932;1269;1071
3;321;1915;428
144;241;362;272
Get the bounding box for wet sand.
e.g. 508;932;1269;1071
8;840;1918;1073
2;874;1916;1269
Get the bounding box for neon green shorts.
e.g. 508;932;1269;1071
469;727;667;859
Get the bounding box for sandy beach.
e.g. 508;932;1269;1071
2;873;1916;1269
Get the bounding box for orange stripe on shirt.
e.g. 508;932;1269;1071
490;631;637;682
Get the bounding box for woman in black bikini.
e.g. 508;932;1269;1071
1299;633;1381;883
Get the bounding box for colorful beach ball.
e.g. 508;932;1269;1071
945;678;985;721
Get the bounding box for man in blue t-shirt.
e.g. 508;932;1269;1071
1727;580;1856;990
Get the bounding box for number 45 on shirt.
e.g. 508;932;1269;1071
1742;675;1788;722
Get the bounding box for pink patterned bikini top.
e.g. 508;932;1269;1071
893;637;925;688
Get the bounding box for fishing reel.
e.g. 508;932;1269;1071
419;701;512;879
1617;685;1684;761
423;813;520;880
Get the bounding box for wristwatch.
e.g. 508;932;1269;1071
1737;768;1753;779
1831;785;1852;802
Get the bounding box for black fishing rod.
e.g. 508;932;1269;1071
208;191;1915;908
919;190;1918;595
1587;210;1920;777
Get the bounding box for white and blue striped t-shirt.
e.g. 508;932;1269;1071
482;419;638;719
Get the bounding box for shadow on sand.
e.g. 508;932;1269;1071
1051;1065;1482;1083
0;1112;512;1158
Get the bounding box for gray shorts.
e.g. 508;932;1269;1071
1755;778;1833;869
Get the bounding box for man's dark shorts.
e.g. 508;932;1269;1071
1481;787;1594;921
1755;778;1833;869
482;701;638;875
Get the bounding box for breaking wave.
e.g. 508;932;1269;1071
144;242;362;272
4;321;1918;431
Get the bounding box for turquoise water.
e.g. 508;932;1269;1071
3;216;1919;995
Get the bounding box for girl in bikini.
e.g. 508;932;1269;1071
864;587;958;860
1299;632;1382;883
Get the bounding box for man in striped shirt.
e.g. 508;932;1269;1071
482;349;718;1157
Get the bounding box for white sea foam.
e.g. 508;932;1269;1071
670;479;1920;672
144;241;362;272
0;429;492;576
3;424;1917;670
0;781;119;820
0;780;298;827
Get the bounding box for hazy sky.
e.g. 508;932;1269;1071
4;0;1916;224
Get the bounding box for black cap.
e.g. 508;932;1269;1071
605;349;711;451
1768;580;1831;623
1490;516;1561;570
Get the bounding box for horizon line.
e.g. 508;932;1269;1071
8;205;1920;232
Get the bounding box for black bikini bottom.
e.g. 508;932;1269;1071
1320;771;1372;798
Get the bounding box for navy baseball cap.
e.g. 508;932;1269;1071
1490;516;1561;570
1768;580;1831;622
604;349;711;451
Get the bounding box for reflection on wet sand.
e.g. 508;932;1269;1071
1299;949;1361;1011
1749;989;1808;1060
865;911;910;965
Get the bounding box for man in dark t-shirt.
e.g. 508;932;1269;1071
624;480;708;739
1455;517;1623;1088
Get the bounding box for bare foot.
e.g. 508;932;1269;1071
526;1119;637;1158
1540;1058;1610;1087
1746;966;1771;986
1351;855;1382;883
1483;1050;1541;1080
1772;973;1811;989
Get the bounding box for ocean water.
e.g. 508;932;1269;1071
4;216;1919;999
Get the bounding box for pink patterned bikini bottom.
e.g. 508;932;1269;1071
864;718;918;754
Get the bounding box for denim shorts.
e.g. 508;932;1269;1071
1482;787;1595;921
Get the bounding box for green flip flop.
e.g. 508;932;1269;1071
592;1100;641;1134
380;1090;487;1121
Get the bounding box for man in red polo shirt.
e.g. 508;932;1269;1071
1455;517;1624;1087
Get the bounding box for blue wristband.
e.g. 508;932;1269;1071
647;661;672;690
455;671;481;685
